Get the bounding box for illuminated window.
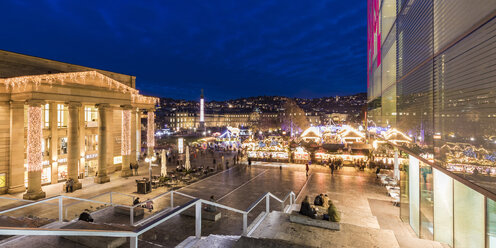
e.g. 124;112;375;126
57;104;67;127
42;104;50;128
0;173;5;188
84;106;98;126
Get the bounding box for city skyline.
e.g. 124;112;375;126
0;0;367;100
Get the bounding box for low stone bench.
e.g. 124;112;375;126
61;221;131;248
289;211;340;230
180;208;222;221
113;205;145;217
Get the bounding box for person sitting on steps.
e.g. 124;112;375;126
314;193;324;206
299;196;316;219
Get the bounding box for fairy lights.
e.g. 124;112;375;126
121;109;131;155
27;105;43;172
147;111;155;148
0;71;159;105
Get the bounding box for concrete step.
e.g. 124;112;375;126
234;236;312;248
176;234;240;248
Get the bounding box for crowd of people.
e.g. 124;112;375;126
299;194;340;222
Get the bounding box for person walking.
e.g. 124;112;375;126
331;163;335;175
134;162;139;176
305;163;309;177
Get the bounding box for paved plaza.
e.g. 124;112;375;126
0;160;447;247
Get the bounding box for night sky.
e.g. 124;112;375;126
1;0;366;100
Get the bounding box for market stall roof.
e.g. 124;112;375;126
383;128;412;144
301;126;321;138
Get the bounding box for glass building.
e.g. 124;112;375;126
367;0;496;246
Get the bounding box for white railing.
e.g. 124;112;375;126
0;190;296;248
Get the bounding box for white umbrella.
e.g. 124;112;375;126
185;145;191;171
161;149;167;177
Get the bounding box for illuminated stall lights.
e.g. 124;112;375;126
383;128;412;144
27;105;43;172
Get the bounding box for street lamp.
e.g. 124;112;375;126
145;156;157;181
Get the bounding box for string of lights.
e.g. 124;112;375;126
27;105;42;172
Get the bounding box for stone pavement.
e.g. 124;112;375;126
250;165;448;248
0;161;448;247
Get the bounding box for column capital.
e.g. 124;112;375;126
67;101;82;108
26;99;45;107
96;103;111;109
121;104;133;110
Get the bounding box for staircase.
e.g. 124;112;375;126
176;234;241;248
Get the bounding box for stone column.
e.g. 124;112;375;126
8;101;26;194
120;105;133;177
147;110;155;157
95;104;110;184
23;101;46;200
130;107;138;164
67;102;82;190
49;103;58;184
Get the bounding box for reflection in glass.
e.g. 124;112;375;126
420;162;433;240
409;155;420;235
488;198;496;248
454;181;485;248
433;169;453;246
400;158;409;222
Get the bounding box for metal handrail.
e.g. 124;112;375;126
0;196;59;215
0;190;296;248
135;198;199;235
245;193;269;213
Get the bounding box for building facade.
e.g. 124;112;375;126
0;50;157;199
367;0;496;247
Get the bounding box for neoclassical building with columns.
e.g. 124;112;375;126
0;50;158;199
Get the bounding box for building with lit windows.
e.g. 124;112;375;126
367;0;496;246
0;50;157;199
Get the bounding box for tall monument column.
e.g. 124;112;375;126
23;100;46;200
67;102;82;190
8;101;26;194
120;105;133;177
199;89;205;132
147;109;155;157
95;103;111;184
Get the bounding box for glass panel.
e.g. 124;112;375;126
453;181;485;248
400;157;409;222
433;169;453;246
409;155;420;235
420;161;433;240
488;198;496;248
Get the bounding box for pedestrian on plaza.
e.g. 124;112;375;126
305;163;309;177
205;195;217;212
66;178;74;193
78;211;94;222
145;199;154;212
134;162;139;176
330;163;335;175
248;157;252;166
226;161;229;169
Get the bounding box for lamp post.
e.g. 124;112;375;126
145;156;156;181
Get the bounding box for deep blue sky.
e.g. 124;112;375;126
1;0;366;100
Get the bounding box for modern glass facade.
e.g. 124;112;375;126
368;0;496;246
